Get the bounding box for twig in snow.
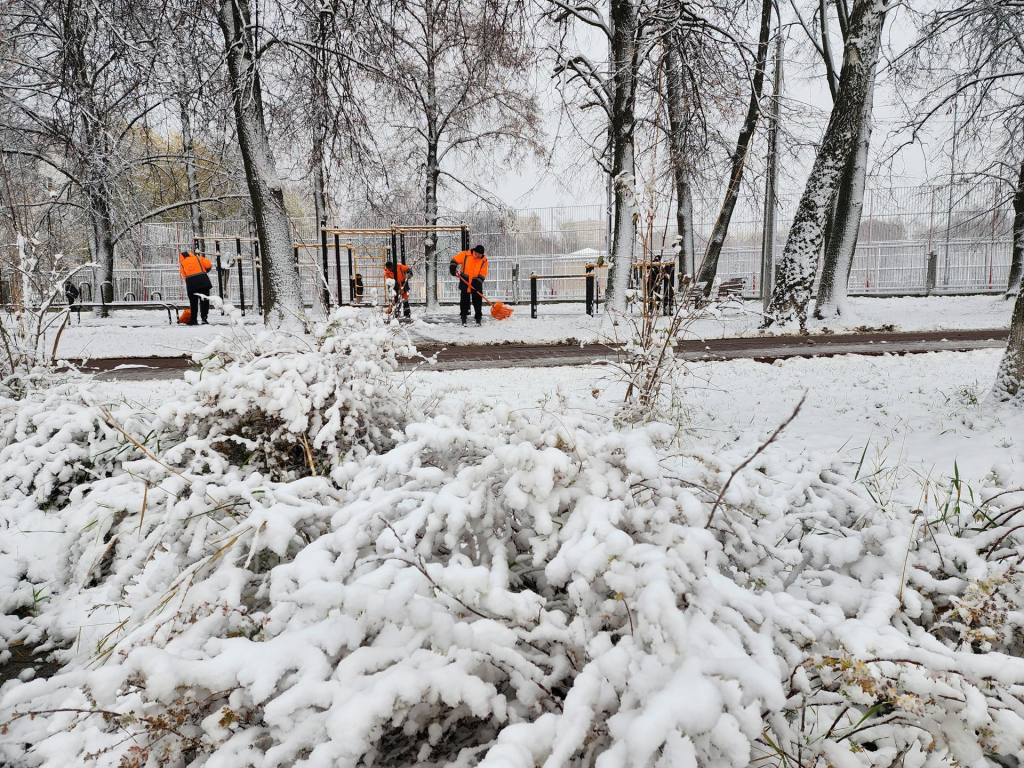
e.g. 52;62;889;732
705;393;806;530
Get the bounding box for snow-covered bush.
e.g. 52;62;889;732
161;307;417;480
6;311;1024;767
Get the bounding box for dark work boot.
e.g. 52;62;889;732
461;316;467;327
476;316;482;326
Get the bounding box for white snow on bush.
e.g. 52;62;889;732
3;310;1024;767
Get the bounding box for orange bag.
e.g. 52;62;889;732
177;308;192;325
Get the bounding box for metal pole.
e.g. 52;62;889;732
254;241;263;312
347;246;355;302
761;27;783;313
236;238;245;315
586;265;594;315
334;234;343;305
215;241;224;305
320;217;330;309
943;90;960;287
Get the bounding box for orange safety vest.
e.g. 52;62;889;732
385;263;411;298
451;250;488;291
179;252;212;280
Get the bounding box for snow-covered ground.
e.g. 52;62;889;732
6;309;1024;767
52;295;1013;359
405;294;1013;346
54;310;263;359
99;347;1020;488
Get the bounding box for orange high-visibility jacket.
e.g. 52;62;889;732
385;263;411;298
451;250;488;291
179;252;212;280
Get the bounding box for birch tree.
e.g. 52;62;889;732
548;0;646;315
664;37;696;278
693;0;772;293
797;0;880;319
357;0;541;312
217;0;303;325
766;0;890;327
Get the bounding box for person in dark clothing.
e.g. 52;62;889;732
178;251;213;325
450;244;488;326
64;280;80;321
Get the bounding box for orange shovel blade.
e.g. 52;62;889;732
490;302;514;320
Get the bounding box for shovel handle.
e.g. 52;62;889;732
458;273;494;306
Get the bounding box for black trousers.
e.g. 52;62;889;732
186;273;212;324
460;288;482;320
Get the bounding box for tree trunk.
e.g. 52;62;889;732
695;0;772;292
424;158;439;313
664;40;695;278
1006;157;1024;298
604;0;638;316
422;11;439;313
86;179;116;317
179;88;207;252
991;281;1024;403
766;0;888;327
217;0;302;326
814;68;875;319
310;9;330;227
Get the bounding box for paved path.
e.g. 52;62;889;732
75;328;1009;380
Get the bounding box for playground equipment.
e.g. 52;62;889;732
529;264;607;319
318;221;471;309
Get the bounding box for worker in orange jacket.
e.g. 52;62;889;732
384;260;411;318
450;244;488;326
178;250;213;325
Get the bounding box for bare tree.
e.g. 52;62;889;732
895;0;1024;300
356;0;541;312
766;0;891;327
547;0;650;314
694;0;772;293
792;0;879;319
664;36;696;278
217;0;303;324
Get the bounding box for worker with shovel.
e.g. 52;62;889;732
450;244;513;324
450;244;489;326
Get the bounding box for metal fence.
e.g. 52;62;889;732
35;179;1019;310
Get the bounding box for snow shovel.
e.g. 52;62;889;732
460;274;514;320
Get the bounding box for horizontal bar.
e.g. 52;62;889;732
391;225;466;233
321;228;391;235
530;274;597;280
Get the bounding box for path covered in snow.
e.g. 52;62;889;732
50;294;1015;359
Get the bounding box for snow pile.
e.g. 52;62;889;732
4;321;1024;766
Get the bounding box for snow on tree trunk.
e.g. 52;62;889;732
664;40;696;278
991;282;1024;403
87;184;116;317
424;156;439;313
814;70;876;319
695;0;772;292
604;0;638;316
423;30;439;314
766;0;888;328
179;86;207;251
217;0;302;327
309;10;329;228
1006;157;1024;298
